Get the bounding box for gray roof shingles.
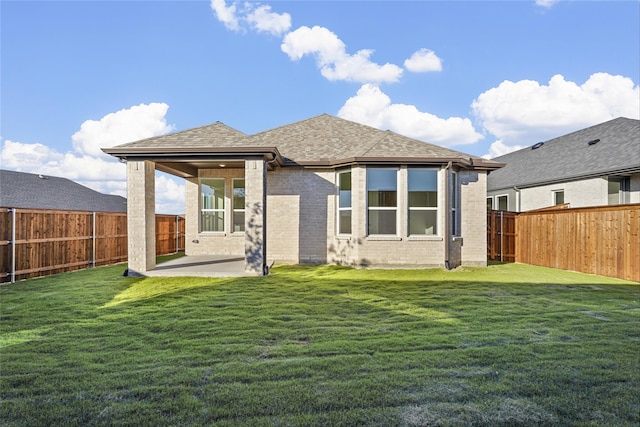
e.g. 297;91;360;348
106;114;500;167
115;121;249;149
487;117;640;191
0;169;127;212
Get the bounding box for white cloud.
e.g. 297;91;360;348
247;4;291;36
281;26;403;83
472;73;640;147
1;103;184;214
1;140;64;170
535;0;560;9
482;140;526;159
404;48;443;73
210;0;240;32
72;102;174;158
339;84;483;146
212;2;404;83
211;0;291;36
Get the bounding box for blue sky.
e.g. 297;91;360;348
2;0;639;213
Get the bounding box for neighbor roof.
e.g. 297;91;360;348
487;117;640;191
0;169;127;212
104;114;502;170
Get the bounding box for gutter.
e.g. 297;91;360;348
102;146;285;167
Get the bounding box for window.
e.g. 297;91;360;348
487;197;494;211
338;171;352;234
497;195;508;211
553;190;564;205
367;168;397;235
408;169;438;235
232;179;245;232
608;177;630;205
201;178;225;232
451;171;460;236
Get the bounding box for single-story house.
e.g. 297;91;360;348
104;114;503;276
0;169;127;212
487;117;640;212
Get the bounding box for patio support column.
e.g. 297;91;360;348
127;160;156;275
244;158;266;275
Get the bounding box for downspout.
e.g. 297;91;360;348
513;186;521;212
444;161;452;270
262;154;279;275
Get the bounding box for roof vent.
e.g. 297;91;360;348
587;138;600;146
531;142;544;150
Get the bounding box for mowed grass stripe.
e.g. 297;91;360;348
1;259;638;426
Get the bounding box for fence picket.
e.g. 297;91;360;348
0;208;185;283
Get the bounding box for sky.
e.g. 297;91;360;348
2;0;639;214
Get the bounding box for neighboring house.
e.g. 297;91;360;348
0;169;127;212
487;117;640;212
104;114;503;276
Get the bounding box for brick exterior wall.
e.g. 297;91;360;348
183;163;490;269
185;168;245;256
127;160;156;274
459;170;487;266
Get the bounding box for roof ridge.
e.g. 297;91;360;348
358;129;394;157
249;113;331;138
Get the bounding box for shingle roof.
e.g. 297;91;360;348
114;121;248;148
0;169;127;212
105;114;501;169
487;117;640;191
250;114;485;164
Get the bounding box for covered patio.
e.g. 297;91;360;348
144;255;247;278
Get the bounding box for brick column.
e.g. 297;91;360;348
127;160;156;275
244;159;266;275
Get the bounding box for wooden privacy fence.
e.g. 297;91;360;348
487;210;517;262
517;204;639;282
0;208;185;283
488;205;640;282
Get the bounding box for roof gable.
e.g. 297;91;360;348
487;117;640;191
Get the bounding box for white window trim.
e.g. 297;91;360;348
337;170;352;235
200;177;226;234
451;171;460;237
487;196;494;210
366;168;399;237
407;168;439;237
496;194;509;211
552;189;564;205
232;178;245;234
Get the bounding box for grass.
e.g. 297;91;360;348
1;258;638;426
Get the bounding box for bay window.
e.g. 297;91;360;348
367;168;397;235
408;169;438;235
338;171;352;234
451;171;459;236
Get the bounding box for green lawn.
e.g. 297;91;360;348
1;259;638;426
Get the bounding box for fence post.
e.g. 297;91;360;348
175;215;179;254
500;210;504;262
91;212;96;268
10;208;16;283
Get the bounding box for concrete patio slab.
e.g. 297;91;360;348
145;255;249;277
